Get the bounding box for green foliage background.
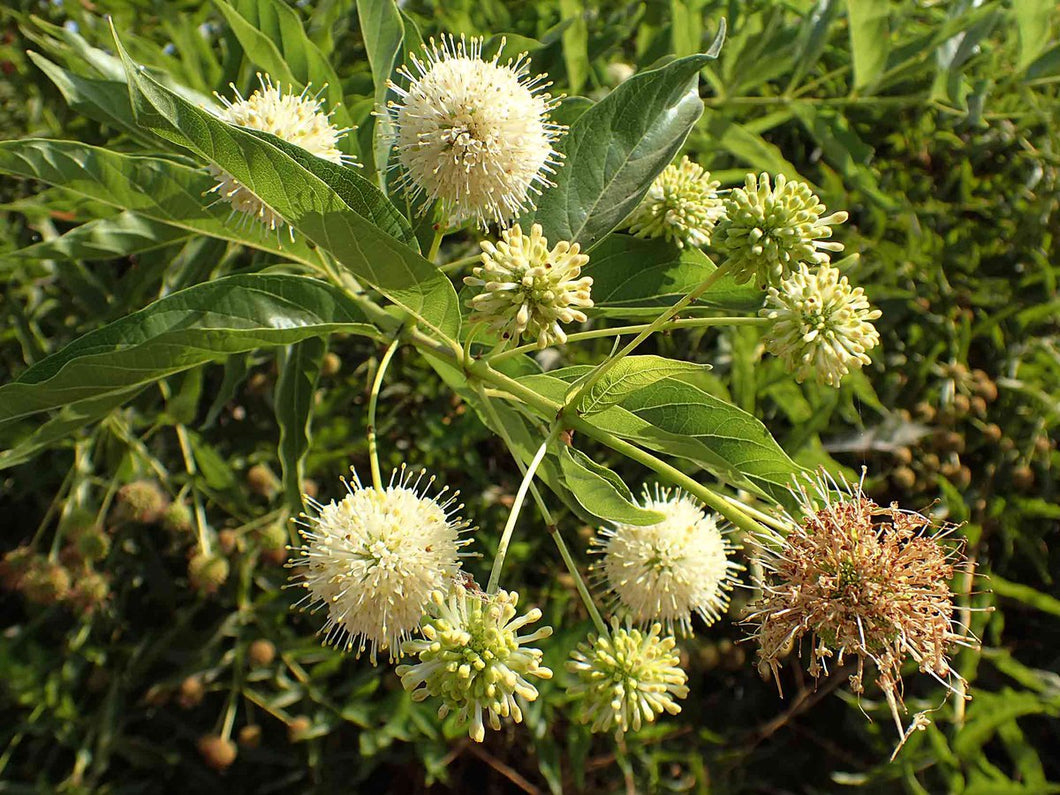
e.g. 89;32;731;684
1;0;1058;792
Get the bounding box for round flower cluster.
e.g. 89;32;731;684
290;466;471;662
397;585;553;742
593;487;741;635
566;619;689;736
211;74;351;237
713;172;848;288
625;157;724;248
386;35;565;228
761;262;882;386
745;470;970;737
464;223;593;349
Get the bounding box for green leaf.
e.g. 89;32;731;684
577;355;711;415
275;339;325;516
953;688;1060;761
28;52;142;140
0;275;376;424
0;387;146;471
0;139;314;264
583;235;762;316
990;575;1060;618
559;0;589;94
1014;0;1055;71
558;446;665;526
522;370;801;501
4;211;190;265
524;54;713;249
114;29;462;342
357;0;405;177
212;0;353;133
845;0;889;92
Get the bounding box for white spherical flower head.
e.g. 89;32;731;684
762;262;882;387
290;466;471;662
593;486;741;635
386;35;565;228
211;74;352;237
626;157;724;248
566;619;689;736
464;223;593;349
397;584;553;743
713;173;848;288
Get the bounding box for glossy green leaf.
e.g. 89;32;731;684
0;139;315;264
845;0;889;92
28;53;142;140
5;211;190;264
559;446;665;525
0;275;376;424
584;235;762;316
114;30;462;341
523;369;801;501
357;0;405;177
524;54;713;249
276;338;325;516
577;355;711;416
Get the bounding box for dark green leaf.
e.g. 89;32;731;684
0;275;376;424
524;54;713;249
275;338;325;516
559;445;665;525
578;355;711;415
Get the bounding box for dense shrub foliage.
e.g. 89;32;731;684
1;1;1057;792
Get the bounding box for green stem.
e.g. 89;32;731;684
439;254;481;274
486;427;558;594
490;316;767;363
427;228;445;263
367;337;402;492
563;263;733;411
475;385;607;633
175;424;211;555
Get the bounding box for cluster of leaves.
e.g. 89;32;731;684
1;0;1057;793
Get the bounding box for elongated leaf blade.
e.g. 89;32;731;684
0;275;376;424
524;54;713;248
5;211;190;263
0;139;315;263
578;355;711;416
276;339;325;516
559;446;665;525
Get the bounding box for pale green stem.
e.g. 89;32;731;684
427;228;445;263
439;254;481;274
486;427;559;594
475;385;607;634
175;423;210;555
490;316;768;363
564;263;733;410
367;337;402;492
